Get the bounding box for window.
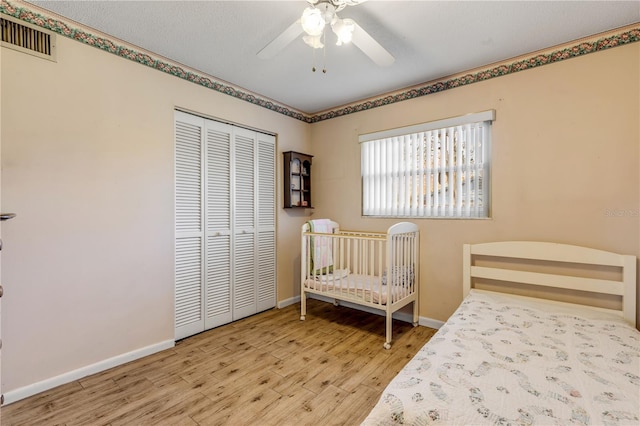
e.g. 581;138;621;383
360;110;494;218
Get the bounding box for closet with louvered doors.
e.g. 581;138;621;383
174;110;276;341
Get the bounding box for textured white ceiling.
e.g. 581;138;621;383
27;1;640;114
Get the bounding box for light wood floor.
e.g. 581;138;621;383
1;299;436;425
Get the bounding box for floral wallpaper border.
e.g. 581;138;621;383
312;26;640;123
2;0;639;124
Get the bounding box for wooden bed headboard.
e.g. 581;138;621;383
463;241;637;327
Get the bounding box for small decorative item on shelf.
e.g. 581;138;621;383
301;200;308;207
292;190;301;203
291;158;301;174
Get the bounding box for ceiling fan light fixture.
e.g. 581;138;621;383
301;6;325;36
319;3;338;26
310;0;367;13
303;34;324;49
256;0;392;69
332;18;355;45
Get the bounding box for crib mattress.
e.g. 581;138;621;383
304;272;410;305
362;289;640;425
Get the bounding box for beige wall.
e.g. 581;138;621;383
309;43;640;325
0;35;309;394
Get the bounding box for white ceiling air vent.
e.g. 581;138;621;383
1;14;56;61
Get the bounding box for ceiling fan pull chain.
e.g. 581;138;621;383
322;31;327;73
312;47;317;72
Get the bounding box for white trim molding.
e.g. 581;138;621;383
3;339;175;405
277;295;301;309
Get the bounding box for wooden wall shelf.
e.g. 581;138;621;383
283;151;313;209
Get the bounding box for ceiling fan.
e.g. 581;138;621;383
257;0;395;68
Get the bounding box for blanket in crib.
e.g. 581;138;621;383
308;219;334;273
304;272;411;305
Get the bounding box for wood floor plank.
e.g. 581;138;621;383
296;383;349;423
1;299;436;425
114;391;211;426
269;366;317;396
1;380;83;415
194;383;283;425
53;388;128;426
360;350;417;392
209;348;280;383
177;346;239;384
329;384;382;425
248;386;318;426
79;349;180;389
301;351;360;395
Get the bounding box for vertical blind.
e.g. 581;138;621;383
360;110;494;218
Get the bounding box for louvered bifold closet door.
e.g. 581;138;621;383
175;111;276;340
204;120;233;329
232;128;257;320
257;134;276;312
174;111;205;340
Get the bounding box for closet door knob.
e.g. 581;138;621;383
0;285;3;298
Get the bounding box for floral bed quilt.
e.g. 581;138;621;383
362;290;640;425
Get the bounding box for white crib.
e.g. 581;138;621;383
300;220;420;349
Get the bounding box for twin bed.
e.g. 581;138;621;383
299;221;639;425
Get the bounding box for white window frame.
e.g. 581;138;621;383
360;110;495;219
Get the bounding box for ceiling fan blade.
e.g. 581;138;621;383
257;20;303;60
351;22;395;66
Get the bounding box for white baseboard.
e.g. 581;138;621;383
3;339;175;405
277;295;301;309
3;302;442;405
420;317;445;330
307;294;443;329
